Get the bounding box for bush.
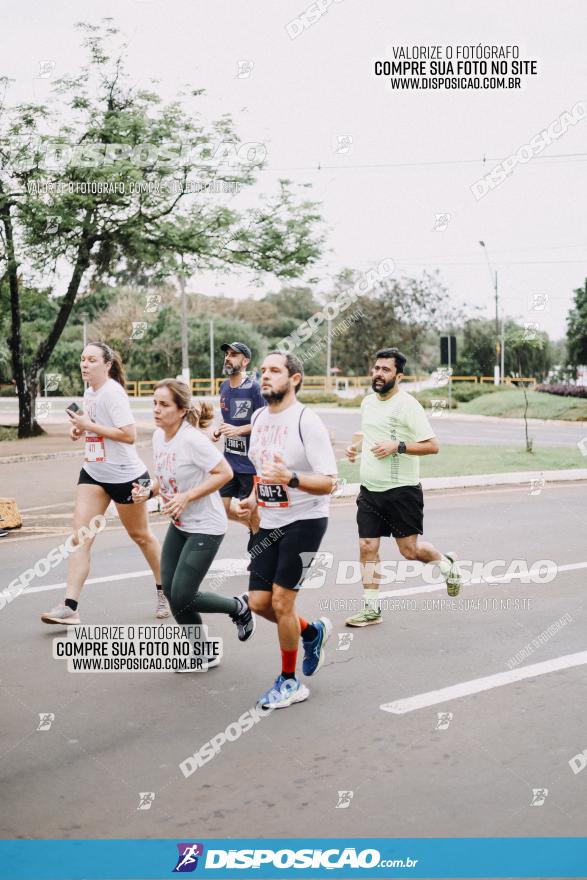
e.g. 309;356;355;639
451;382;504;402
536;383;587;398
411;389;458;409
297;391;339;404
337;394;366;407
0;385;17;397
0;426;18;441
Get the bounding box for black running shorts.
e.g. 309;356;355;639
78;468;151;505
356;484;424;539
219;472;255;500
248;517;328;591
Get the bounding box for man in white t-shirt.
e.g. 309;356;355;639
236;351;337;710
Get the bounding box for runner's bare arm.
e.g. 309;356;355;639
217;423;251;437
262;454;336;496
131;478;160;503
405;437;439;455
371;437;439;458
234;489;257;518
186;458;233;502
67;410;137;444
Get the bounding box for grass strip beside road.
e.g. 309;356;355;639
338;444;587;481
458;389;587;421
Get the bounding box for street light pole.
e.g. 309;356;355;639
479;241;500;385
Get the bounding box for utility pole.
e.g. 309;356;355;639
326;315;332;392
80;312;88;389
178;273;190;387
494;270;500;385
447;333;452;412
479;241;500;385
500;314;505;381
209;319;215;395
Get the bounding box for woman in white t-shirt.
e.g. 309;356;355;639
133;379;255;665
40;342;169;626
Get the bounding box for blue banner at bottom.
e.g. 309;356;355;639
1;838;586;879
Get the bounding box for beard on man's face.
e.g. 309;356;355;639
222;363;240;376
371;376;396;394
261;379;290;403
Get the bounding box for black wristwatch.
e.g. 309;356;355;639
397;441;407;454
288;472;300;489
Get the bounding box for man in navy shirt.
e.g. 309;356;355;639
216;341;266;537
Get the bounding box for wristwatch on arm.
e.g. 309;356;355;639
288;472;300;488
397;441;407;454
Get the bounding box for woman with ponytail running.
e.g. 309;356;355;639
40;342;170;625
133;379;255;668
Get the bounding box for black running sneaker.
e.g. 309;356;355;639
230;593;256;642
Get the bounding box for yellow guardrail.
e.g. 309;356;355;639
124;375;537;396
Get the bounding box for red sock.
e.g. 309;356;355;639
281;648;298;675
298;616;309;634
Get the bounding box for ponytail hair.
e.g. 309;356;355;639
154;378;213;429
191;400;214;429
87;341;127;388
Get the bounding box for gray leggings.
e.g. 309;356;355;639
161;524;237;625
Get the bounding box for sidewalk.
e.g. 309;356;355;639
0;424;153;463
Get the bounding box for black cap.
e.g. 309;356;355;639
220;341;252;360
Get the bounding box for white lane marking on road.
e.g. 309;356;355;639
378;560;587;599
20;559;250;595
381;650;587;715
20;502;75;513
15;559;587;598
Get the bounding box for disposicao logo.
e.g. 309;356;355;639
173;843;204;872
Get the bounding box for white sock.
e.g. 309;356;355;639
363;589;380;613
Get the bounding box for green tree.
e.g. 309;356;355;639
505;328;545;453
0;20;324;436
567;278;587;369
328;270;459;375
458;318;552;379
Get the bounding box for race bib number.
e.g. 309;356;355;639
225;435;247;456
85;434;106;462
254;476;290;508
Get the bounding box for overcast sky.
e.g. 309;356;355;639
3;0;586;340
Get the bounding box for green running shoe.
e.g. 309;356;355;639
444;552;463;597
345;608;383;627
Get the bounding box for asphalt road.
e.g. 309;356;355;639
311;409;587;450
2;401;586;454
1;484;586;840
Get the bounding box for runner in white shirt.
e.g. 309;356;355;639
41;342;170;626
235;351;337;709
133;379;255;669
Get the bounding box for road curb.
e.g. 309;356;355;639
0;440;152;465
333;468;587;500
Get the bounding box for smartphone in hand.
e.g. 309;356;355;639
66;402;80;415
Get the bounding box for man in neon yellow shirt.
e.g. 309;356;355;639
345;347;462;626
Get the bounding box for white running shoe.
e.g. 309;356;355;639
41;602;80;626
155;590;171;619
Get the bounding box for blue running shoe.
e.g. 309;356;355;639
302;617;332;677
257;674;310;710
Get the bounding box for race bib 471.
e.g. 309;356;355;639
85;434;106;462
